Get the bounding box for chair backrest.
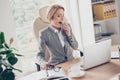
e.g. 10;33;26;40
33;6;50;61
33;6;49;41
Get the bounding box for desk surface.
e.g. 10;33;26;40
57;59;120;80
73;59;120;80
56;58;81;75
17;59;120;80
110;73;120;80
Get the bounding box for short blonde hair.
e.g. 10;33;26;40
47;4;64;21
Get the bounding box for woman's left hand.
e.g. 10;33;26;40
63;23;71;37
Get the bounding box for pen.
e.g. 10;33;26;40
46;70;49;77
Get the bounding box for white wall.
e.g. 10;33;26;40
78;0;95;47
0;0;22;78
0;0;17;45
66;0;95;49
66;0;84;51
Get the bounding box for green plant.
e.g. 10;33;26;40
0;32;22;80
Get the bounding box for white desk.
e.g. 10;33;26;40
17;59;120;80
17;58;80;80
109;74;120;80
17;69;67;80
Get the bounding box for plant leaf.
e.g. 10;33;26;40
6;53;15;58
0;45;3;49
0;50;12;55
0;43;3;49
4;43;9;49
10;47;18;51
7;56;18;65
1;69;15;80
0;32;5;49
0;32;5;44
4;64;22;72
2;43;9;49
0;66;3;73
11;67;22;72
15;53;23;56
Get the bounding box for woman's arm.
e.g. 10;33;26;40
67;30;78;49
36;32;47;66
63;23;78;49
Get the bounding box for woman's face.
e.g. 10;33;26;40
51;9;64;29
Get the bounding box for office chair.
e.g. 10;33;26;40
33;6;50;71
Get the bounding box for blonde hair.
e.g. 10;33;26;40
47;4;64;21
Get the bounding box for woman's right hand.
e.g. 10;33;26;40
43;62;51;70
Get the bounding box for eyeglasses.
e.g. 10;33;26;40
49;65;61;72
46;65;62;77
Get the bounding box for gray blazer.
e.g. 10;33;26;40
37;25;78;65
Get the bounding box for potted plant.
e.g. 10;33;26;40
0;32;22;80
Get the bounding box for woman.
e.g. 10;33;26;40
37;4;78;70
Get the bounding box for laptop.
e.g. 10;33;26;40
81;39;111;70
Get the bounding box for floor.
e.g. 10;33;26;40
71;59;120;80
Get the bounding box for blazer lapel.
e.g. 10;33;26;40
48;27;63;50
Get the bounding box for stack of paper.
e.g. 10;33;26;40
17;69;70;80
111;51;120;59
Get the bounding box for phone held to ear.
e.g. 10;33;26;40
59;21;65;29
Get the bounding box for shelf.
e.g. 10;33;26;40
91;0;119;44
95;34;116;43
93;17;117;24
92;0;114;5
96;36;111;43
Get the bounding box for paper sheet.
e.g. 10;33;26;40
111;51;120;58
17;69;70;80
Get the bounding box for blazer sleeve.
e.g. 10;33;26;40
67;25;78;49
36;32;46;65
